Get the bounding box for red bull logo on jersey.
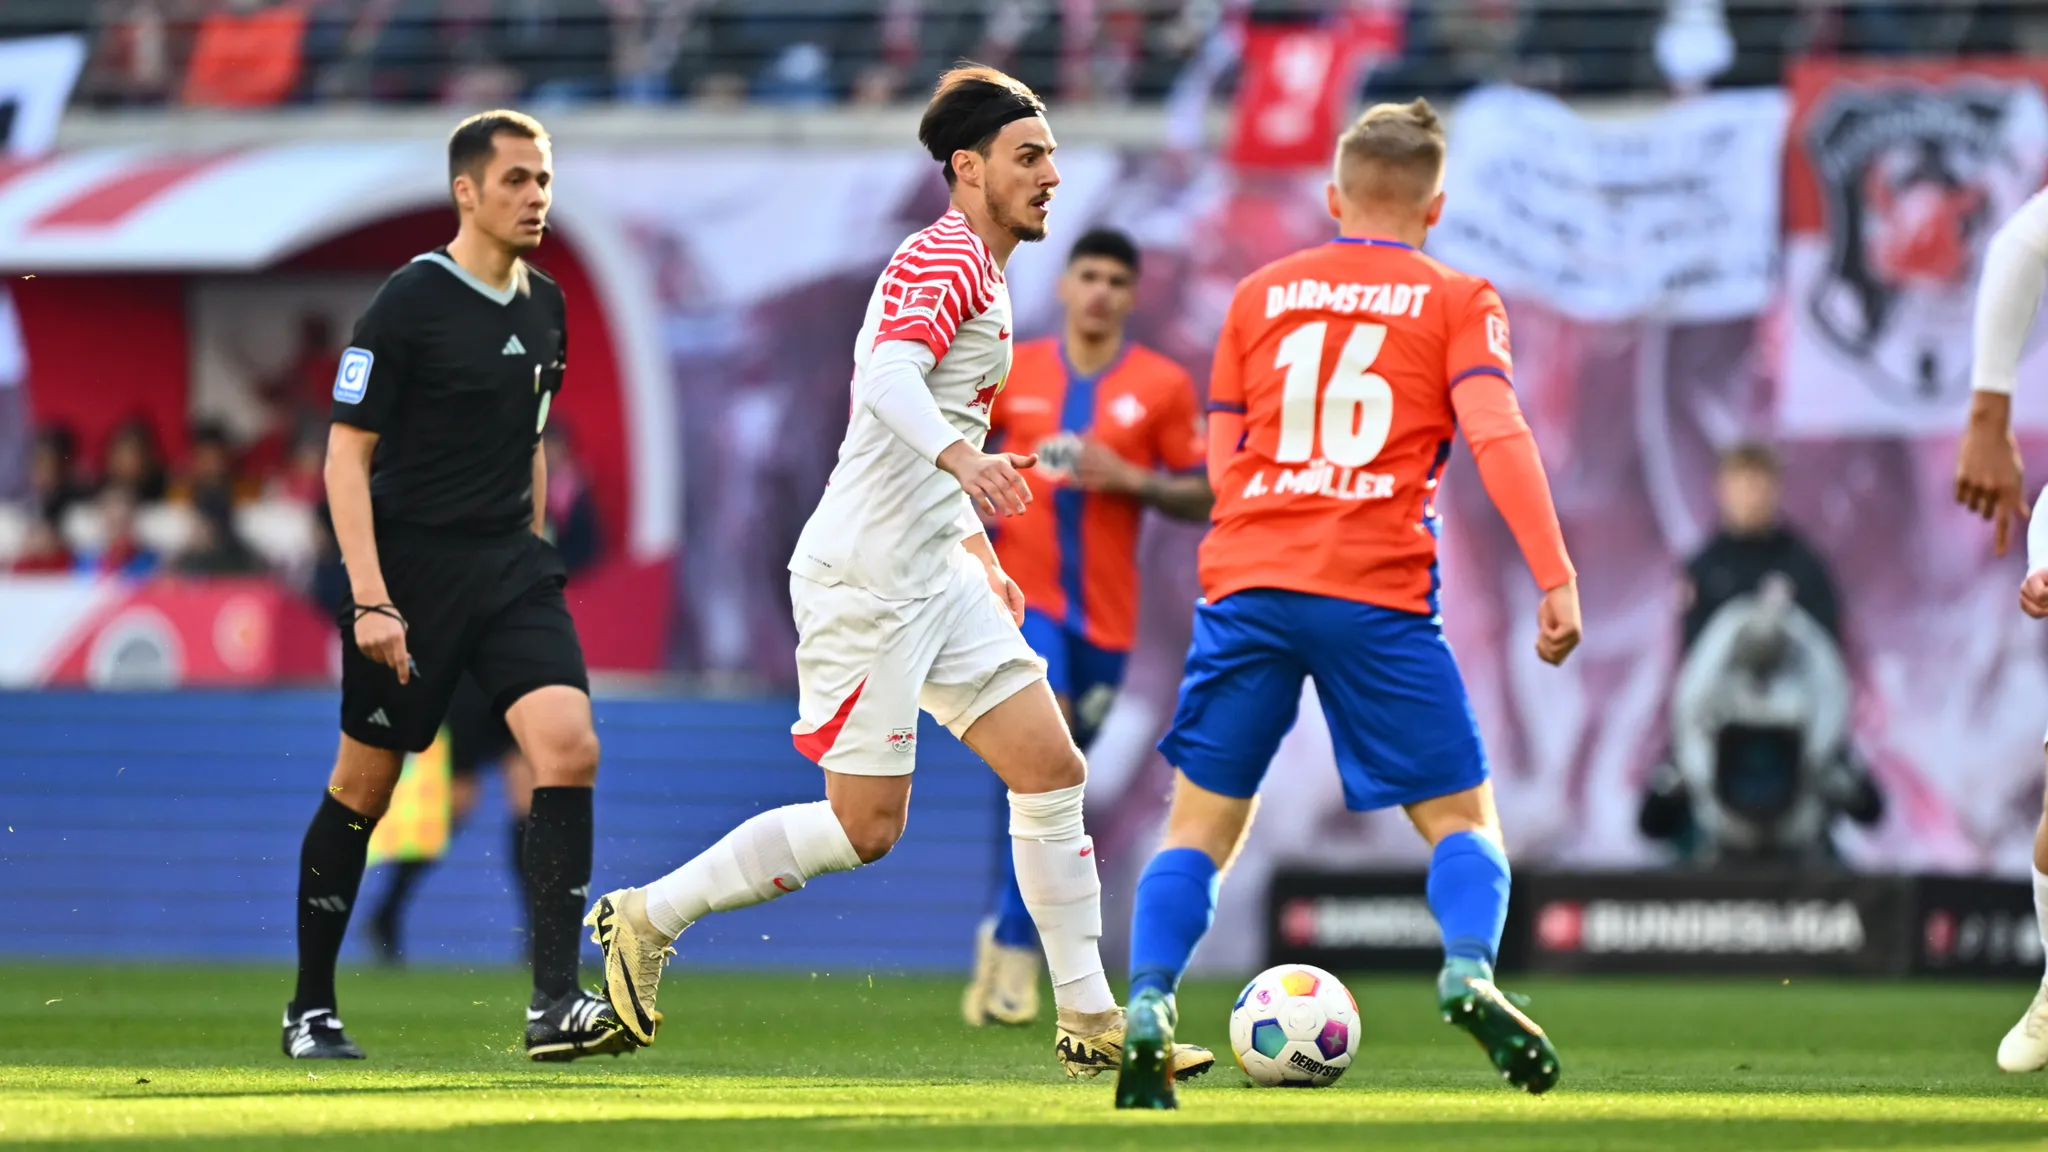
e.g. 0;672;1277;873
970;372;1005;416
1265;278;1432;320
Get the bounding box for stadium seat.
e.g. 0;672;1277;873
134;502;199;557
237;498;320;570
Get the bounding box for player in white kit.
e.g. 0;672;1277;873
1955;187;2048;1072
584;65;1212;1081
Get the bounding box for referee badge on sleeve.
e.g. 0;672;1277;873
334;348;374;404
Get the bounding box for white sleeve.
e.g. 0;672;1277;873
2031;487;2048;573
1972;191;2048;395
861;339;964;462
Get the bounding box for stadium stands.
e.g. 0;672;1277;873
5;1;2043;111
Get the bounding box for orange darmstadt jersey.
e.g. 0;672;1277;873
990;337;1204;651
1202;237;1513;615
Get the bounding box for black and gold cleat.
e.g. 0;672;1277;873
1438;957;1560;1094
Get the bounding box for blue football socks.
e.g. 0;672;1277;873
1427;830;1512;966
1127;847;1222;1000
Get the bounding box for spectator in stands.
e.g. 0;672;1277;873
10;518;74;575
173;493;264;575
168;422;249;509
181;0;312;108
29;426;86;526
607;0;692;104
300;0;398;102
440;8;523;107
83;0;178;107
269;313;343;419
542;422;601;573
265;422;328;508
98;419;168;505
79;490;160;578
1680;443;1839;651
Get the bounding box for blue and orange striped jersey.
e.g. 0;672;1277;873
989;337;1204;652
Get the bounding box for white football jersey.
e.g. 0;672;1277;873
790;209;1013;599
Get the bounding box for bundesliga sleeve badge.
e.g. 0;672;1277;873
334;347;374;404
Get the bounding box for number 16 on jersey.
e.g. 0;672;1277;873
1273;322;1394;468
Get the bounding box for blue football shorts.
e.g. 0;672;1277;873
1020;607;1128;739
1157;588;1488;812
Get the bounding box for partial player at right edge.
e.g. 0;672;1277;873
1954;185;2048;1073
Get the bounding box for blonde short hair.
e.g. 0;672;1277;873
1333;98;1446;207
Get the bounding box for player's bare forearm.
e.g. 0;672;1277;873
531;444;547;538
1956;390;2028;554
325;423;389;604
1968;389;2015;435
961;530;1002;574
962;530;1026;623
1137;473;1214;522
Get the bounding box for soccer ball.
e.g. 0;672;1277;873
1228;963;1359;1087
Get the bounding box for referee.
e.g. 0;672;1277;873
284;110;626;1062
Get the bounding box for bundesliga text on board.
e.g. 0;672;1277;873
1534;898;1868;957
1278;896;1442;952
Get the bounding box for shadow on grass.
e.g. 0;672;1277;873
11;1116;2046;1152
37;1072;2030;1103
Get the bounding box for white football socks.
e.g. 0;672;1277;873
1009;783;1116;1016
2033;866;2048;981
643;800;862;938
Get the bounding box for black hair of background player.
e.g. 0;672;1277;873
1067;228;1141;276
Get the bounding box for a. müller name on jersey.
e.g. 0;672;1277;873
1240;460;1396;502
1266;279;1432;320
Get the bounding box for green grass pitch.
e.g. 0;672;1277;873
1;964;2044;1150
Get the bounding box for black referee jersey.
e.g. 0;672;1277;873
332;248;567;538
329;249;588;753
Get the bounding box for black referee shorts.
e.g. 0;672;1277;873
444;674;516;777
339;530;589;754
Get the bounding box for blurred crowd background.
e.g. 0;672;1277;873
0;0;2038;110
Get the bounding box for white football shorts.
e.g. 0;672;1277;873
789;548;1045;776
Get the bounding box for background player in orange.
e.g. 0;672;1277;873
963;228;1212;1027
1112;99;1582;1109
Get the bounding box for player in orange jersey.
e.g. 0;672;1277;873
963;228;1212;1028
1114;99;1582;1110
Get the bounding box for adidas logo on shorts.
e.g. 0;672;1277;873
367;708;392;728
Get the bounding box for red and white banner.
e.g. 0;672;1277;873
1227;4;1404;170
0;576;330;688
1779;59;2048;436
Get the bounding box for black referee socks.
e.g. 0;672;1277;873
524;787;594;1001
292;794;379;1015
